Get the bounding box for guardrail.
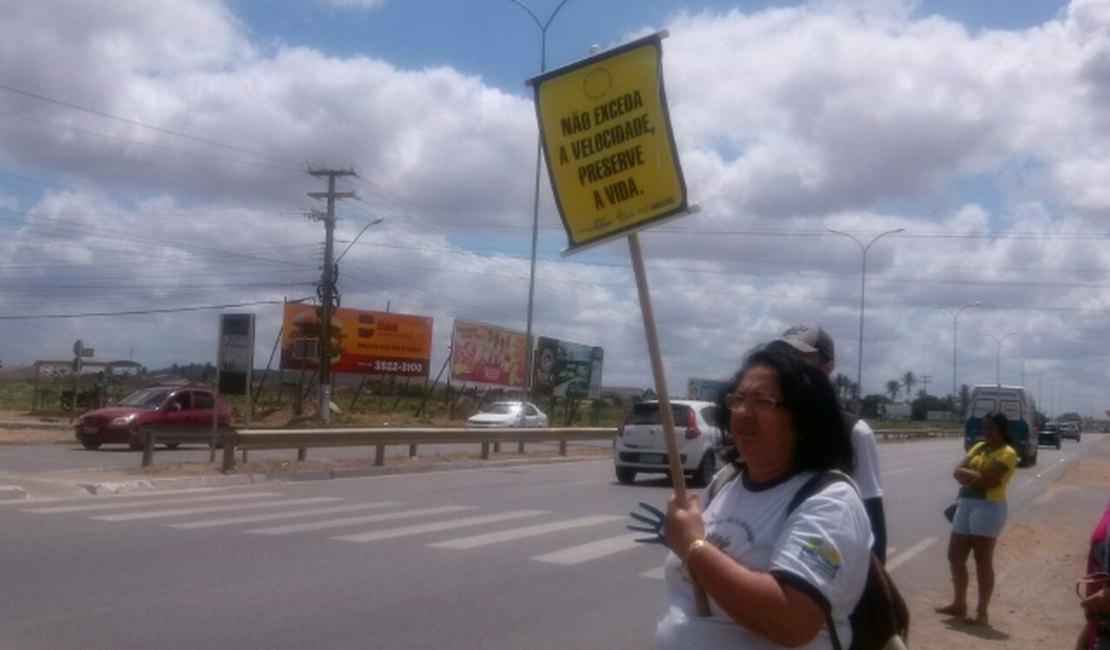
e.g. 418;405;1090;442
138;425;961;470
141;425;233;467
872;429;963;441
218;427;618;472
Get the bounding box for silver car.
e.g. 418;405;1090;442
613;399;723;487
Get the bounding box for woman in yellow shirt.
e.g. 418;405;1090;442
935;412;1018;626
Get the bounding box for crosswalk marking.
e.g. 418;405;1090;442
249;505;477;535
332;510;547;543
531;532;642;565
428;514;623;550
92;497;341;522
23;492;281;514
167;502;402;529
14;488;672;576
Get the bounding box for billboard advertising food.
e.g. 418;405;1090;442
533;336;603;400
449;320;527;388
280;304;432;377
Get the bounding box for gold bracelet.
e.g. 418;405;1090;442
683;538;709;566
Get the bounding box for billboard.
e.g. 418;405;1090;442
218;313;254;395
687;378;729;403
533;336;603;400
449;320;527;388
280;304;432;377
529;32;688;253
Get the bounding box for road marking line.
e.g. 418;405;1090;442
886;536;937;572
24;492;281;514
92;497;340;521
168;502;402;529
640;566;665;580
251;505;478;535
428;514;624;550
531;532;642;565
0;485;223;506
332;510;546;543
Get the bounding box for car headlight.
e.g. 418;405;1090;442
110;414;137;427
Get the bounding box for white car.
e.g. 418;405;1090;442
465;401;548;428
613;399;723;487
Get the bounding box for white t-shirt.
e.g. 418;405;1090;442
655;471;871;650
851;419;884;500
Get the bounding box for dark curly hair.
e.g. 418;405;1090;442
714;346;854;474
982;411;1013;446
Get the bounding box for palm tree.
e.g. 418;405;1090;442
902;371;916;403
886;380;901;401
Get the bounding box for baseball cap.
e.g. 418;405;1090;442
776;323;835;362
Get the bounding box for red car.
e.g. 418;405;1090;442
74;386;232;450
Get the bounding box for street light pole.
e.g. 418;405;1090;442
828;227;904;399
984;332;1017;387
505;0;572;399
932;301;980;400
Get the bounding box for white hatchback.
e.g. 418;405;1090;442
613;399;723;487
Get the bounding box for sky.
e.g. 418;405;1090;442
1;0;1107;417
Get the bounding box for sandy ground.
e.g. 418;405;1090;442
908;454;1110;650
2;412;1105;647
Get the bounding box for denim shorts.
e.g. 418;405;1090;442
953;498;1008;538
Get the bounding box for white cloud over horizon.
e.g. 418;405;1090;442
1;0;1107;416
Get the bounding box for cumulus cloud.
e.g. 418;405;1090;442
0;0;1106;415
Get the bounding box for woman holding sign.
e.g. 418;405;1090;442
656;347;870;649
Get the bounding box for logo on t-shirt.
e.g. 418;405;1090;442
798;537;841;580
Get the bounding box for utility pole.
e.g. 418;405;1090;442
308;168;356;425
919;374;931;398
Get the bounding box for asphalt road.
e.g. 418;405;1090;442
0;435;1095;649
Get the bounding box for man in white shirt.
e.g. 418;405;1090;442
770;323;888;563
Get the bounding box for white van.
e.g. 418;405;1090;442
964;384;1038;467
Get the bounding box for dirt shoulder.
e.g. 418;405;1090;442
907;440;1110;650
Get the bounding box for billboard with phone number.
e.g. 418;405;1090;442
280;304;432;377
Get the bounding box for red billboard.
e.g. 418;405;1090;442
280;304;432;377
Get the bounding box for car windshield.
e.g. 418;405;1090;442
118;388;171;409
483;403;520;415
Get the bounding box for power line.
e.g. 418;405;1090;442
0;299;295;320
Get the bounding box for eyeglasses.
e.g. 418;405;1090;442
726;391;784;413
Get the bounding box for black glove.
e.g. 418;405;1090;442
628;502;666;546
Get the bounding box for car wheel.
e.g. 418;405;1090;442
615;466;637;485
1055;437;1061;450
80;438;101;450
694;453;716;488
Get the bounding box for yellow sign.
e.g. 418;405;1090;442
531;32;688;253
